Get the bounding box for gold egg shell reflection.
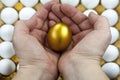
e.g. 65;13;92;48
47;23;72;52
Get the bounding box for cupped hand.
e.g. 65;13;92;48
49;4;93;49
13;2;59;80
49;4;111;79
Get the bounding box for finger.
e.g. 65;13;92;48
61;16;80;34
69;24;80;34
51;4;71;25
30;29;47;45
49;12;60;22
52;4;81;34
61;16;74;26
79;19;93;30
90;12;111;47
73;29;92;46
52;4;64;19
76;13;111;53
61;4;87;25
66;41;74;50
49;20;57;28
89;12;110;30
25;2;56;30
42;20;49;32
52;4;74;26
48;12;60;28
13;21;29;43
88;12;98;25
14;21;29;35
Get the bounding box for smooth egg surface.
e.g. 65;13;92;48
47;23;72;52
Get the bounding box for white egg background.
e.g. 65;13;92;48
0;0;120;80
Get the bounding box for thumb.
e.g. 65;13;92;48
75;13;111;55
89;12;111;46
88;12;110;30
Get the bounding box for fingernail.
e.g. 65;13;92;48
88;12;99;25
89;12;98;17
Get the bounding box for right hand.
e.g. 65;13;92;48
49;4;111;80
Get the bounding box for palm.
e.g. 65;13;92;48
13;2;59;76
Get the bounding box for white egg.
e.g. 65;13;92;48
102;63;120;79
19;7;36;20
83;9;98;16
103;45;119;62
0;8;18;24
101;0;119;9
0;59;16;75
60;0;80;7
0;24;14;41
101;9;118;26
1;0;18;7
81;0;100;9
110;27;119;44
0;41;15;59
20;0;39;7
40;0;52;5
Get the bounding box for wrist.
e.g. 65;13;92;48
13;65;58;80
59;57;109;80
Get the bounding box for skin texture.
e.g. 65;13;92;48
50;3;111;80
12;2;59;80
55;4;111;80
12;1;111;80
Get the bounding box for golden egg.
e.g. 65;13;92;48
47;23;72;52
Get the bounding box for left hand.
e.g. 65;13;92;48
13;2;59;80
